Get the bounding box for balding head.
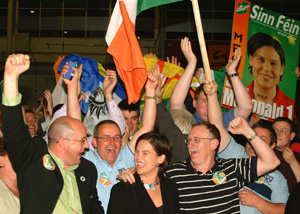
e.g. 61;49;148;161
48;117;79;144
48;116;88;170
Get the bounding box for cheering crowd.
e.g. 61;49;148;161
1;37;300;214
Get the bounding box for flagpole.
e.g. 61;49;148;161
191;0;212;81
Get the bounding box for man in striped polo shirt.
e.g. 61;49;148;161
164;75;280;213
165;115;279;213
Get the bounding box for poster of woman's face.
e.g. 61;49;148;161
221;1;299;122
249;45;284;91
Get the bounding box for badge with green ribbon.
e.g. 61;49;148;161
212;171;227;184
43;154;56;170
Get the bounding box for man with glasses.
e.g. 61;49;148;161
1;54;104;213
84;120;134;213
84;70;158;213
166;56;279;212
272;117;300;192
164;116;280;213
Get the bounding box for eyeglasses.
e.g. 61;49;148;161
274;129;291;134
63;137;87;144
186;137;213;144
95;135;121;142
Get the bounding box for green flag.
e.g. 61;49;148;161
137;0;183;15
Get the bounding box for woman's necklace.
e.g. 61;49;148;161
142;178;160;190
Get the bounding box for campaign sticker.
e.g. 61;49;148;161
212;171;227;184
255;176;266;184
43;154;56;170
99;172;112;186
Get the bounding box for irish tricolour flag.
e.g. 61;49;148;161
105;0;183;104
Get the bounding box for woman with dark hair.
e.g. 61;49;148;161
107;132;180;214
0;130;20;213
247;32;294;119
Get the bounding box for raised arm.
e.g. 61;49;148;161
226;47;252;119
3;54;30;98
103;69;117;102
154;70;189;163
2;54;33;170
44;89;54;119
61;62;82;120
228;117;280;176
128;66;158;152
204;79;231;152
103;69;125;135
170;37;197;110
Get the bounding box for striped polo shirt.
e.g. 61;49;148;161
165;157;257;213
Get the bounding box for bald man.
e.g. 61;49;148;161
1;54;104;214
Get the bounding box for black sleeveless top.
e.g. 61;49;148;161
157;205;163;214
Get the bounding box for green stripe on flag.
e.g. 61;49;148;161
137;0;183;15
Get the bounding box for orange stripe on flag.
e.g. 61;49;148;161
107;1;147;104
